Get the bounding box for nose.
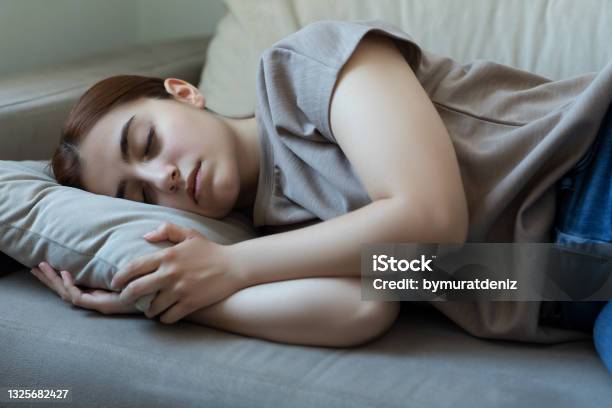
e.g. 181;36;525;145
140;162;180;193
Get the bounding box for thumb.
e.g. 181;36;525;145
143;222;192;243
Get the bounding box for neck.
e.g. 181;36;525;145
215;112;261;213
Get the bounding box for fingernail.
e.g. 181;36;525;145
143;232;154;239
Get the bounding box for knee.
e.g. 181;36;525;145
593;301;612;374
335;301;400;347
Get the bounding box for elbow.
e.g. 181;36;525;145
333;301;401;347
386;193;469;243
392;196;469;244
431;202;469;243
426;187;469;243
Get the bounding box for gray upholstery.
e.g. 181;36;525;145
1;36;610;406
2;270;611;407
0;37;209;161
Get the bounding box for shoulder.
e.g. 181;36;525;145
261;20;393;65
336;31;409;75
261;19;422;74
330;30;421;134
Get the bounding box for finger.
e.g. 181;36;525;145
119;272;164;304
111;251;164;290
40;262;70;301
145;289;180;319
143;222;193;244
70;292;115;314
37;263;70;301
31;265;53;287
72;288;137;314
30;267;54;290
159;302;188;324
60;271;83;304
67;288;126;315
142;230;170;242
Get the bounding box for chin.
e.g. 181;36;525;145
196;168;240;219
199;204;233;220
196;192;236;219
215;175;241;215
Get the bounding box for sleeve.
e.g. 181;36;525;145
255;19;423;144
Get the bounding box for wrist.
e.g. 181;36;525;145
223;242;252;289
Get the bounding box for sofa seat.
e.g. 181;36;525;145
2;269;611;407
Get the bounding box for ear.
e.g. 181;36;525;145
163;78;206;109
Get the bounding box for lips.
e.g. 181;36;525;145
187;161;201;204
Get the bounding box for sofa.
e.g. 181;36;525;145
2;1;612;406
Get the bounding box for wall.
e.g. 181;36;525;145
0;0;226;77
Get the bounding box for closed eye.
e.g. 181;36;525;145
141;126;156;204
142;185;151;204
142;183;157;205
144;126;155;158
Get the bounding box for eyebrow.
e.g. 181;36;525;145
115;115;136;199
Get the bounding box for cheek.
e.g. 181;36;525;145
160;116;229;161
159;134;191;161
165;125;205;153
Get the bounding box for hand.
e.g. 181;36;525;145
110;222;246;324
30;262;140;315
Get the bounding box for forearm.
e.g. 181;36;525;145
184;277;398;347
230;198;467;287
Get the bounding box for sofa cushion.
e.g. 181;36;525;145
3;269;612;407
0;160;257;310
200;0;612;118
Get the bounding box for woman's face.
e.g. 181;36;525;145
78;90;241;219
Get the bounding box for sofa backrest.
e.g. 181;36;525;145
0;38;208;161
200;0;612;118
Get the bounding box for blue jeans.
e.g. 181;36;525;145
548;102;612;375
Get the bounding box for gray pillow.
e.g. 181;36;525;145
0;160;258;311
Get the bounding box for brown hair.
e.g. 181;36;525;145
51;75;172;189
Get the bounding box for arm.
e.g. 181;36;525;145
230;33;469;287
32;262;399;347
101;33;468;325
185;277;399;347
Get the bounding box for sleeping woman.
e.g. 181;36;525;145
29;20;612;373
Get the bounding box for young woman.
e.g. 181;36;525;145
28;20;612;373
32;31;460;349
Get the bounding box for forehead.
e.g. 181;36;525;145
78;99;146;197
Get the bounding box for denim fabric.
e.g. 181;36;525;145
548;102;612;374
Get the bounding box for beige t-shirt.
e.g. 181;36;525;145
252;19;610;343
